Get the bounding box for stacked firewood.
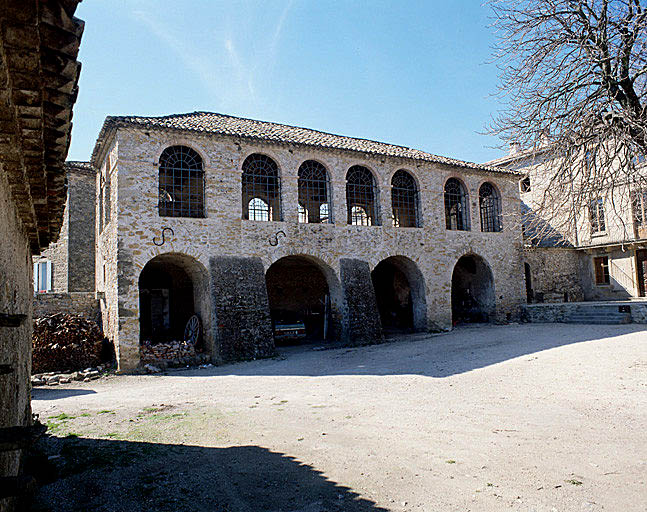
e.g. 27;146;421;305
32;314;107;374
140;340;197;366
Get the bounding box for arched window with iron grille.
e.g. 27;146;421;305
298;160;331;223
158;145;205;218
346;165;378;226
479;182;502;232
444;178;470;231
242;154;281;221
391;170;419;227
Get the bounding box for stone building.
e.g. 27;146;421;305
32;161;98;319
33;161;95;292
90;112;526;371
489;146;647;303
0;1;83;509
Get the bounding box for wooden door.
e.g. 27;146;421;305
637;250;647;297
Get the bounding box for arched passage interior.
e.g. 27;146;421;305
371;256;427;332
451;254;495;324
265;256;342;343
138;253;211;350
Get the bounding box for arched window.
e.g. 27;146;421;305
298;160;331;223
346;165;378;226
391;170;419;227
249;197;270;221
242;154;281;221
158;145;204;218
444;178;470;231
479;182;502;232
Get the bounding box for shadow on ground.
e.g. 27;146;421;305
30;436;387;512
168;323;646;379
32;388;96;401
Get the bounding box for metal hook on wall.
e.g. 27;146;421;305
153;227;174;246
269;230;286;247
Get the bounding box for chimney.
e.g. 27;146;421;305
509;142;521;155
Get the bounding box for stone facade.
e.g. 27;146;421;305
524;247;585;302
490;148;647;303
91;114;526;371
0;169;33;503
33;162;96;294
0;2;83;509
33;292;100;322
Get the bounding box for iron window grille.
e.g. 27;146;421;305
249;197;270;221
242;154;281;221
479;182;502;232
158;146;205;218
298;160;331;224
391;170;419;227
346;165;378;226
298;203;308;223
444;178;470;231
589;198;606;233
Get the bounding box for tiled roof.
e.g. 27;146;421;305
66;161;92;170
65;161;94;175
92;111;520;175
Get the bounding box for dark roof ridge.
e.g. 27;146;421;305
92;111;522;176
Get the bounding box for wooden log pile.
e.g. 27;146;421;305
140;340;198;366
32;314;107;374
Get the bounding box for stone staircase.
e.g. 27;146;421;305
564;304;632;325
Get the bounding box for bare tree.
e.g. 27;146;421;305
488;0;647;244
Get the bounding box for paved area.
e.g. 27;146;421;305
31;323;647;511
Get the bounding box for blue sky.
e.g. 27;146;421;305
69;1;506;164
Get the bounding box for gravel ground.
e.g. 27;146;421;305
30;323;647;512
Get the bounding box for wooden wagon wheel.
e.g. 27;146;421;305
184;315;201;344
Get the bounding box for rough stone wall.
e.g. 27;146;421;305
340;258;383;343
210;256;275;362
524;247;585;302
67;169;96;292
33;292;99;321
33;202;68;292
523;302;647;324
100;126;525;370
96;141;120;364
0;171;33;506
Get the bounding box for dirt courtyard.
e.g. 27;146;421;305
31;323;646;512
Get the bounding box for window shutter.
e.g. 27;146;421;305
33;262;38;293
46;261;52;291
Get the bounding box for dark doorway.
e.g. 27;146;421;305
371;259;414;332
265;256;332;344
451;254;495;325
637;250;647;297
524;263;533;303
139;254;210;348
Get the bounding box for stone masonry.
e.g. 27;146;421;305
91;112;526;371
33;162;96;294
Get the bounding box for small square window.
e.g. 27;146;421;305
520;177;531;193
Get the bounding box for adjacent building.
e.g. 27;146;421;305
490;146;647;303
0;1;83;509
90;112;526;370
